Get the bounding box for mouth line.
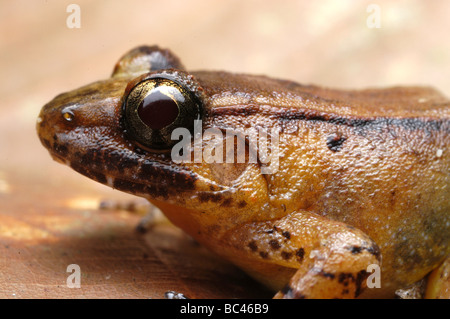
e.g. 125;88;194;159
57;144;202;201
47;144;240;208
50;151;71;165
67;159;177;200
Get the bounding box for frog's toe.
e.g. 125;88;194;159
164;290;189;299
135;206;168;233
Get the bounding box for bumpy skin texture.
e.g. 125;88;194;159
37;46;449;298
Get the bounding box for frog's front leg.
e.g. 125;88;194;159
221;210;381;299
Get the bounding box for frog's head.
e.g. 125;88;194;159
37;46;280;235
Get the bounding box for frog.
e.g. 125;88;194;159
37;45;449;299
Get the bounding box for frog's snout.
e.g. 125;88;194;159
37;101;54;151
36;98;73;165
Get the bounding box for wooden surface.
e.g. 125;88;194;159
1;0;449;299
0;171;270;298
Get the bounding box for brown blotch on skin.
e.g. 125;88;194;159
355;270;369;298
269;239;281;250
110;177;169;199
80;148;99;165
90;171;107;185
338;273;354;287
248;241;258;252
137;161;197;192
198;192;223;203
350;246;362;254
238;200;247;208
281;251;292;260
296;248;305;263
367;245;381;260
323;272;336;280
282;231;291;239
347;244;381;260
54;143;69;157
313;267;335;280
326;132;346;152
259;251;269;259
221;197;232;207
280;284;306;299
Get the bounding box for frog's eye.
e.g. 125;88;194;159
123;77;202;151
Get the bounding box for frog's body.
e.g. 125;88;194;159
37;46;449;298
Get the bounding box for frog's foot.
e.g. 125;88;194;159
425;256;450;299
395;278;426;299
99;198;167;233
135;206;168;233
99;197;151;215
273;229;381;299
164;291;189;299
221;210;381;299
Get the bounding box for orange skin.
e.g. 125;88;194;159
37;46;449;298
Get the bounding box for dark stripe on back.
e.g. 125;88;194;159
211;106;449;132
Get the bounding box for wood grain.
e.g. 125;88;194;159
1;0;449;299
0;170;270;298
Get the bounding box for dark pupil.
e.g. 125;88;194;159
137;88;179;130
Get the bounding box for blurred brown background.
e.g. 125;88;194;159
0;0;449;298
